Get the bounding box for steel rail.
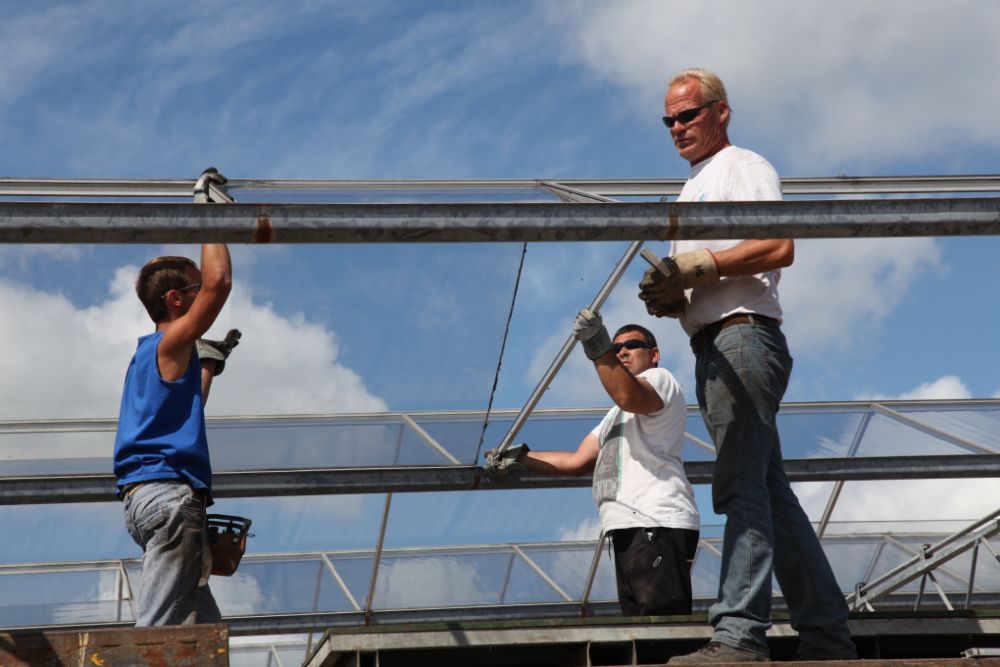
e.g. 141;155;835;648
3;174;1000;197
2;454;999;505
1;197;999;243
0;398;994;432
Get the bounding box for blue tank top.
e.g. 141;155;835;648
113;331;213;503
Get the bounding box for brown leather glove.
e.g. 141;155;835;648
639;249;719;318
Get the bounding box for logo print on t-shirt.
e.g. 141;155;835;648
592;409;624;506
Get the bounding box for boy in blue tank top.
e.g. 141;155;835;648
113;244;233;626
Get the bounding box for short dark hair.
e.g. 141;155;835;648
135;256;197;323
613;324;657;348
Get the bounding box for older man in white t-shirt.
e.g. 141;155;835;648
640;69;856;664
487;314;699;616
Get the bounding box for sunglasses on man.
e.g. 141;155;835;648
612;339;653;354
662;100;717;129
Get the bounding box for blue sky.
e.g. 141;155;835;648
1;0;999;573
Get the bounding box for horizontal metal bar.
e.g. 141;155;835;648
3;454;998;505
0;197;998;243
4;175;1000;198
0;398;995;432
558;175;1000;197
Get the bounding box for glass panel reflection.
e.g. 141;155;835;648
210;558;358;615
856;413;976;457
890;406;1000;454
227;185;562;204
777;410;865;459
521;543;618;603
367;550;561;609
0;567;130;626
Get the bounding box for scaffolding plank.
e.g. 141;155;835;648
0;624;228;666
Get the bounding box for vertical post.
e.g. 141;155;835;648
365;493;393;623
818;411;873;537
965;540;981;609
580;533;607;617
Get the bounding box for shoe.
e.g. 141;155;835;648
668;641;770;663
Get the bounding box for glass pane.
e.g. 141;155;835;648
891;406;1000;454
0;568;129;626
363;550;568;609
227;185;563;204
776;409;865;459
521;543;617;603
691;541;722;599
209;559;356;615
856;413;978;457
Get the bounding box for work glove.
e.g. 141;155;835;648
638;248;719;318
572;308;613;360
483;443;530;476
197;329;242;376
193;167;227;204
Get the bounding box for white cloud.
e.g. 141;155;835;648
559;515;601;542
0;262;386;426
856;375;973;402
545;0;1000;172
780;237;944;352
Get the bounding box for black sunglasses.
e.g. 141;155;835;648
162;282;202;299
662;101;716;129
612;339;653;353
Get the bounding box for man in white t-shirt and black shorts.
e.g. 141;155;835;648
487;312;700;616
639;68;856;663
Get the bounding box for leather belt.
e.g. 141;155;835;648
122;482;145;499
690;313;780;354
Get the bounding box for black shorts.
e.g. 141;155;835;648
610;526;699;616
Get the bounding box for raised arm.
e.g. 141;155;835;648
158;244;232;382
591;353;664;415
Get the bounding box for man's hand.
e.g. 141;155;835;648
638;248;719;318
572;308;613;360
483;443;530;476
196;329;242;376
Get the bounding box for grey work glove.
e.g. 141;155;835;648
193;167;228;204
572;308;612;360
639;248;719;318
483;443;530;477
197;329;242;376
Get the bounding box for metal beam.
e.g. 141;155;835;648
2;454;999;505
1;197;999;243
848;509;1000;611
4;174;1000;198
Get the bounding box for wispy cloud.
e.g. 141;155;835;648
545;0;1000;174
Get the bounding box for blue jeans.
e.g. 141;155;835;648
695;322;853;657
124;481;221;626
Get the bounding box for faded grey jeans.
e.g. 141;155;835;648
694;322;854;658
124;480;221;626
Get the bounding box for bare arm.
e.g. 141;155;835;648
712;239;793;276
520;432;600;476
158;244;233;382
591;353;664;415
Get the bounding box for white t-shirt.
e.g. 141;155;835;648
590;367;699;532
671;145;785;337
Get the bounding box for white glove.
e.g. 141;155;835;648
572;308;612;360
